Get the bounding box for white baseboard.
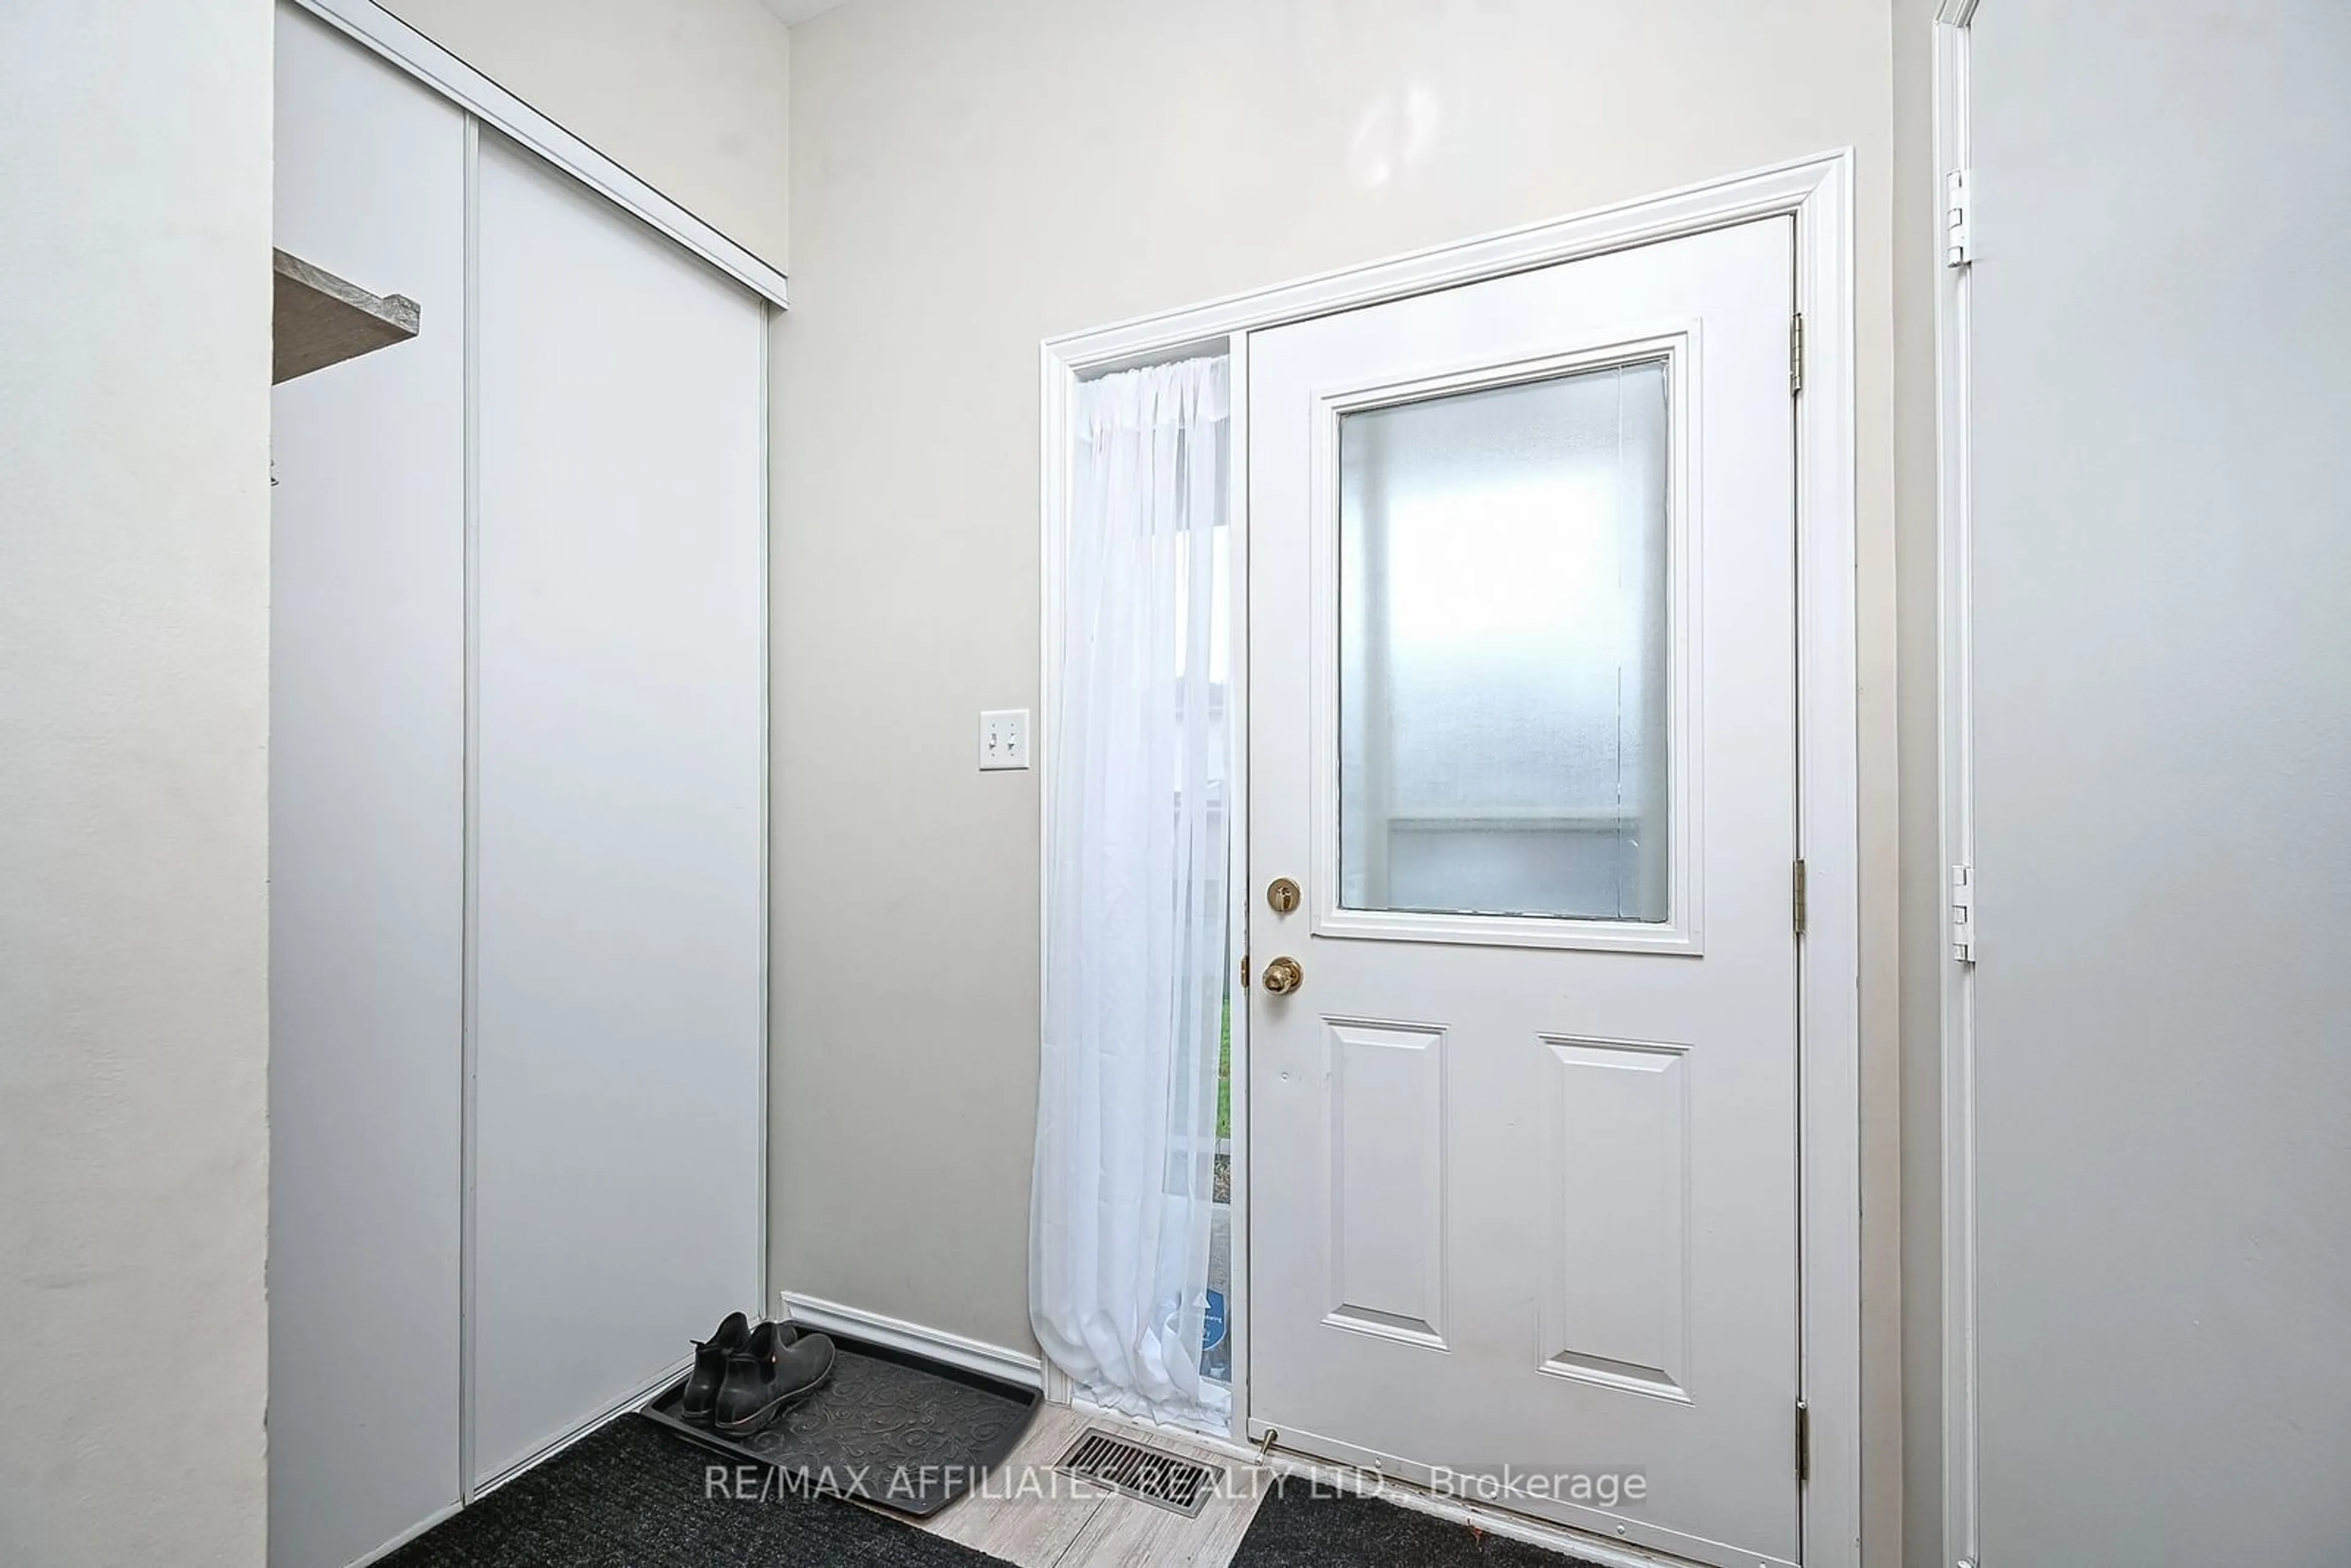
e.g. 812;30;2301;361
778;1290;1044;1391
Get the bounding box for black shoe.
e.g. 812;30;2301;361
713;1324;835;1436
681;1313;784;1425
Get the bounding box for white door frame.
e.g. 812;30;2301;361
1932;6;1982;1568
1040;149;1861;1568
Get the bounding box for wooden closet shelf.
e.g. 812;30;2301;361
272;248;421;385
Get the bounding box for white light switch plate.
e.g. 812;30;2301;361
979;708;1030;771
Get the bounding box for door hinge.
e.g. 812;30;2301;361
1945;168;1973;267
1792;858;1808;937
1240;953;1251;989
1788;311;1805;396
1951;863;1975;963
1795;1400;1811;1484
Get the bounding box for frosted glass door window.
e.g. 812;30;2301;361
1338;360;1670;921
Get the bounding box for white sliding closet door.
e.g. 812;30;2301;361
469;137;768;1486
270;12;466;1567
1965;6;2351;1561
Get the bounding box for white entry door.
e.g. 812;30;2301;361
1248;217;1801;1568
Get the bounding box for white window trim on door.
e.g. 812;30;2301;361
1933;6;1982;1568
1041;150;1862;1568
1306;332;1705;956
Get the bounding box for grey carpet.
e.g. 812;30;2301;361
383;1414;1601;1567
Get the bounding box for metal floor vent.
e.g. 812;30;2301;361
1056;1428;1220;1517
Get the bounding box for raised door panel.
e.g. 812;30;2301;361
1539;1036;1691;1403
1325;1020;1449;1346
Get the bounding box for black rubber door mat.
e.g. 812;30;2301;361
380;1416;1000;1568
640;1329;1040;1517
1230;1477;1608;1567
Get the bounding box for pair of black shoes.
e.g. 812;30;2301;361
680;1312;837;1436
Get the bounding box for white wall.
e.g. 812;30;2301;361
772;2;1903;1554
380;0;793;269
0;4;274;1565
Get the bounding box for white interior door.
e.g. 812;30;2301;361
1248;217;1801;1567
470;137;768;1487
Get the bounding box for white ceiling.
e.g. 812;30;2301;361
759;0;852;24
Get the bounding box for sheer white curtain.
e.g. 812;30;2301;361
1032;356;1231;1429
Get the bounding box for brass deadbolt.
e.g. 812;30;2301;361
1267;877;1301;914
1261;955;1304;995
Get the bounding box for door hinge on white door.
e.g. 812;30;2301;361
1788;312;1805;396
1945;168;1973;266
1951;863;1975;962
1792;858;1808;936
1795;1399;1810;1484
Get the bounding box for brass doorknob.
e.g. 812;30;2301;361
1261;956;1304;996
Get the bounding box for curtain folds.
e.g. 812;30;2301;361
1030;356;1231;1429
